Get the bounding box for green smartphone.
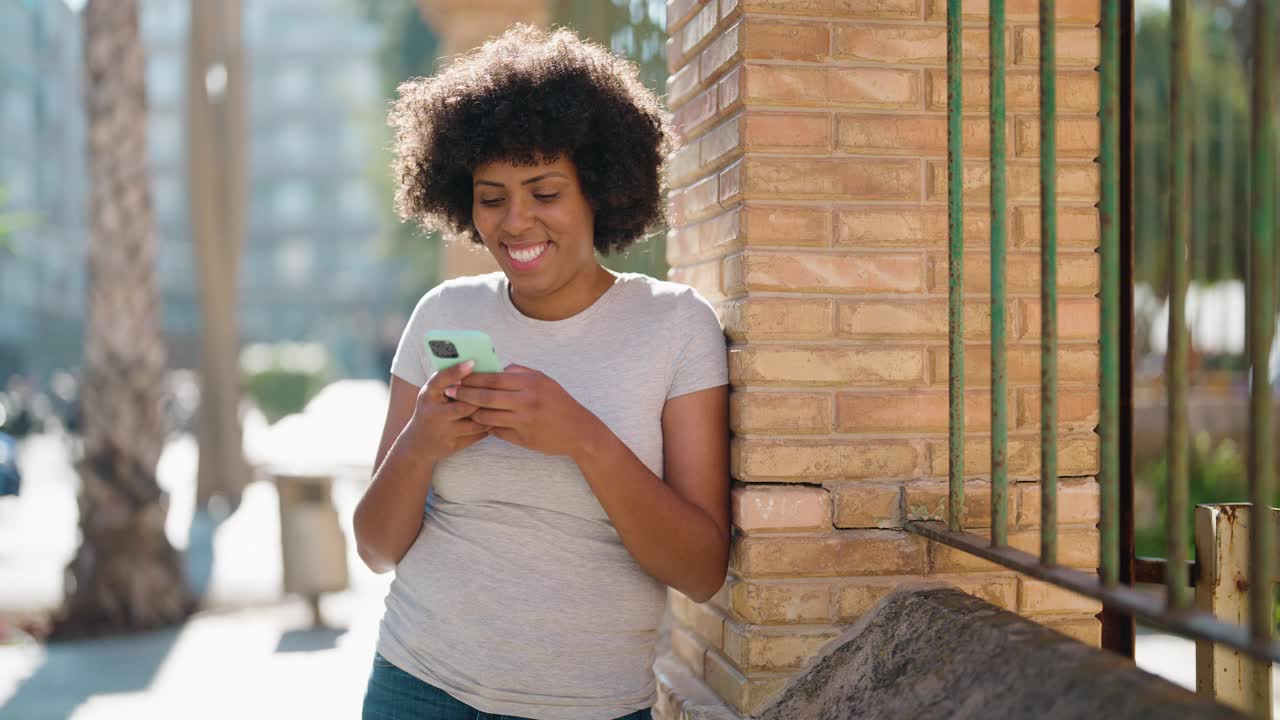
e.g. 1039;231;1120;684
424;330;504;374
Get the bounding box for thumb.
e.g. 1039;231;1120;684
504;363;535;373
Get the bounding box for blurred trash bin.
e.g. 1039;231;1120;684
271;471;348;623
0;431;20;497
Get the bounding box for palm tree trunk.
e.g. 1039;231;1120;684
55;0;191;638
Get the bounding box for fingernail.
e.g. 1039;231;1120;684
461;360;475;372
444;386;456;398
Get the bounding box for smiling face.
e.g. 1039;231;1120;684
471;154;598;299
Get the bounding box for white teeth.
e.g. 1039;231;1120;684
508;243;547;263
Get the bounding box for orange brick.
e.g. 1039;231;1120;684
741;18;830;62
682;173;722;223
667;208;741;265
722;621;842;672
733;485;834;532
830;481;903;528
928;345;1101;387
668;141;704;188
670;589;727;649
732;531;926;577
731;580;833;624
742;0;919;19
938;572;1020;610
1019;578;1103;615
835;577;906;620
835;299;992;340
924;0;1100;23
836;390;996;433
733;437;920;480
701;115;743;171
677;2;720;58
835;207;991;249
703;649;791;716
722;251;746;296
729;346;926;386
1018;297;1101;341
1011;528;1098;569
731;392;834;435
738;251;924;294
1043;616;1102;646
930;539;1006;573
719;160;743;205
1015;27;1101;67
667;0;705;35
722;297;834;340
904;479;994;527
927;433;1099;478
701;22;743;82
670;625;709;677
1014;116;1100;159
742;64;829;107
741;157;920;201
926;252;1099;295
743;112;832;153
926;160;1100;203
1015;478;1101;528
667;62;702;110
829;67;923;109
1013;205;1100;249
926;70;1099;113
836;114;990;155
674;84;719;140
833;25;990;65
668;258;725;300
1014;387;1099;432
741;204;831;247
719;65;745;111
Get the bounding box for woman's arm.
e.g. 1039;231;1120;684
571;385;731;602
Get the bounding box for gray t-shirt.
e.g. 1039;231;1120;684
377;271;728;720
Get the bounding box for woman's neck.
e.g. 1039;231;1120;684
509;263;618;321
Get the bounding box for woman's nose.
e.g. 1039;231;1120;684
500;197;534;235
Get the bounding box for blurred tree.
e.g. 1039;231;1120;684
1134;6;1251;296
187;0;251;508
55;0;190;638
0;186;36;253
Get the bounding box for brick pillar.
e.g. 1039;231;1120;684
417;0;550;280
660;1;1102;717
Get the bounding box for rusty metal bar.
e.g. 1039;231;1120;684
1098;0;1121;586
1166;0;1192;611
989;0;1009;548
947;0;966;533
906;520;1280;664
1038;0;1058;567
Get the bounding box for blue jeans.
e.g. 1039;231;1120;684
362;653;654;720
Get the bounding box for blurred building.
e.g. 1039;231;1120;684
141;0;396;378
0;0;89;387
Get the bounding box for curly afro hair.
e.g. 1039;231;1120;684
388;24;675;255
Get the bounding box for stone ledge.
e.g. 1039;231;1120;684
752;582;1246;720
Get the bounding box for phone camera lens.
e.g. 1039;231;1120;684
429;340;459;358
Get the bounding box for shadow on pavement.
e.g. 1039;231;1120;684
0;505;225;719
274;624;347;654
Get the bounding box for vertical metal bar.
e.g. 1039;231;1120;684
1038;0;1057;566
989;0;1009;548
1166;0;1192;610
1098;0;1121;585
1100;0;1137;653
947;0;966;533
1247;0;1276;713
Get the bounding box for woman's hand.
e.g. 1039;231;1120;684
450;364;600;457
404;360;489;462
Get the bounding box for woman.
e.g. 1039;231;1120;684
354;24;730;720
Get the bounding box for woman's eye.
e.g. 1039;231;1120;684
479;198;504;206
534;193;559;202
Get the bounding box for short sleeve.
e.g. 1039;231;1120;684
389;289;437;386
667;289;729;400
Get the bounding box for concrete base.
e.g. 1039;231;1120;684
753;583;1244;720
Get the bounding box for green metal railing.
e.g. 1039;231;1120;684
904;0;1278;706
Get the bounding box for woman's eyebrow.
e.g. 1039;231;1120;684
473;172;569;188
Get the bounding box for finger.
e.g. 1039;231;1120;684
503;363;536;374
460;372;527;391
471;408;519;428
445;400;481;418
455;429;490;451
450;385;521;410
425;360;476;400
453;418;489;436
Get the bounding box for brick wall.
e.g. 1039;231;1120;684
660;0;1102;717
